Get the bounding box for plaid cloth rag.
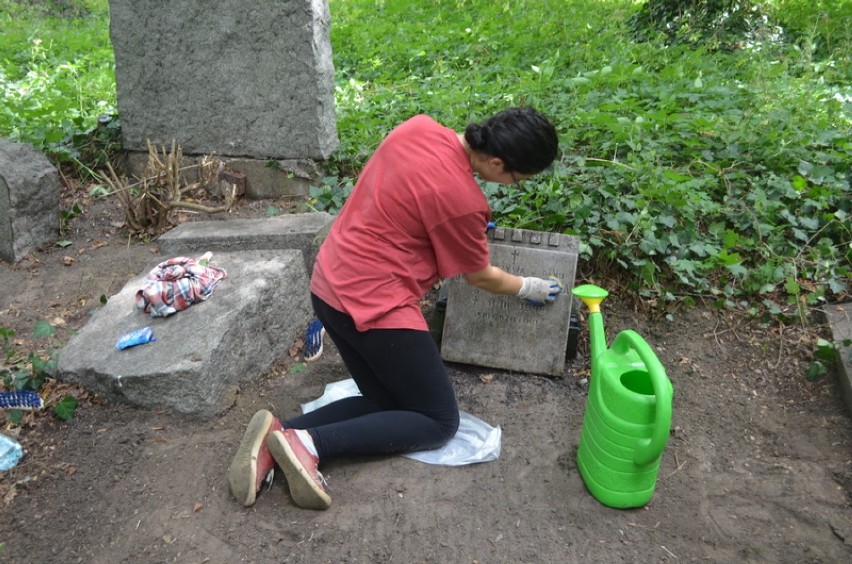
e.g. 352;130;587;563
135;252;228;318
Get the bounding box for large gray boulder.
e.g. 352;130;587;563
0;139;60;263
57;250;312;417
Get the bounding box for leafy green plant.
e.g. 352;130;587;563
324;0;850;319
2;321;57;392
0;0;115;173
59;202;83;235
88;184;111;199
1;322;69;423
628;0;780;49
61;113;123;179
770;0;852;69
308;176;355;214
806;338;839;381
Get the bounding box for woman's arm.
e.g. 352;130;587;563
464;266;565;304
463;265;523;295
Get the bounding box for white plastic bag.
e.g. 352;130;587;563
301;379;501;466
0;433;23;471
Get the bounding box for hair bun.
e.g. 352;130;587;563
478;124;490;142
465;107;558;174
465;124;488;150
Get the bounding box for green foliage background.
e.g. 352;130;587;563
0;0;849;320
0;0;115;167
327;0;851;318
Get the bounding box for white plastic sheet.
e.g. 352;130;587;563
301;379;501;466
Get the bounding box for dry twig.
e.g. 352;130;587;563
100;140;236;238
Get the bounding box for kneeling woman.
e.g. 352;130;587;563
229;107;564;510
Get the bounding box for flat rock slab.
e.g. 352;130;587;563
57;250;312;417
157;212;333;272
441;227;580;376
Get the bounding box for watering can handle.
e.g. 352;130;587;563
611;330;673;467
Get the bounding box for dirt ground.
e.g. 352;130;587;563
1;190;851;564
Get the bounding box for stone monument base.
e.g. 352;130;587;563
123;152;326;200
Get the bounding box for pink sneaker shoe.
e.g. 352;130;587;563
267;429;331;510
228;409;283;507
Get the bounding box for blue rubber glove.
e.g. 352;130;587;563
517;276;564;306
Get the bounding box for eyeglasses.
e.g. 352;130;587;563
499;164;529;185
506;170;524;185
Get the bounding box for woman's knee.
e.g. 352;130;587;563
436;407;460;444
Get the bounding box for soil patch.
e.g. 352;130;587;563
2;192;851;563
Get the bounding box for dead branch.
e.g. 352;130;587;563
99;140;237;238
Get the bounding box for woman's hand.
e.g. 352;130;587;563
516;276;564;305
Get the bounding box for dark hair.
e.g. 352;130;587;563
464;107;558;174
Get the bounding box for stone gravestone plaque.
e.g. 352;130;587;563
440;227;580;376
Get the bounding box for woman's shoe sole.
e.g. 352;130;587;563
228;409;275;507
267;431;331;510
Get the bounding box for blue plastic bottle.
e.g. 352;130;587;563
0;433;23;471
116;327;156;350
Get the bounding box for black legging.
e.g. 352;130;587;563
282;294;460;459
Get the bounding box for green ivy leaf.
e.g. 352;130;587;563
54;395;78;421
290;363;307;374
762;299;782;315
33;320;55;339
791;175;808;191
716;250;742;266
7;409;23;425
722;230;739;249
799;217;819;230
815;338;837;362
805;361;827;381
658;215;677;228
89;185;111;198
784;277;801;295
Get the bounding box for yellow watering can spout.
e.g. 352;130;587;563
572;285;609;363
573;284;608;313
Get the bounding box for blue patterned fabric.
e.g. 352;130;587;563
0;390;44;410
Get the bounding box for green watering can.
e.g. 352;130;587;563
572;284;674;509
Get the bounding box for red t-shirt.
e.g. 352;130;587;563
311;115;491;331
